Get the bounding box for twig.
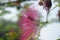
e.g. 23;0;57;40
0;0;21;6
46;10;50;23
50;5;57;13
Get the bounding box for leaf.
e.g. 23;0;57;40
0;38;4;40
6;32;17;40
0;10;10;16
58;3;60;7
54;0;60;2
57;38;60;40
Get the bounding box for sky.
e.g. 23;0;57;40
0;0;60;40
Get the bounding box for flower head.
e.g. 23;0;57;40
18;5;40;40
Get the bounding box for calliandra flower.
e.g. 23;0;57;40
18;5;40;40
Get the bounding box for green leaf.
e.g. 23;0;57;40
0;38;4;40
58;3;60;7
57;38;60;40
0;10;10;16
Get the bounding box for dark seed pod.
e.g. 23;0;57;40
43;0;52;11
39;0;44;6
42;0;52;22
39;1;43;6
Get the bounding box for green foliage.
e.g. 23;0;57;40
0;0;27;40
0;38;4;40
57;38;60;40
54;0;60;7
0;19;21;40
54;0;60;3
0;6;10;16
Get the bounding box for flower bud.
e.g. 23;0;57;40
43;0;52;11
39;1;43;6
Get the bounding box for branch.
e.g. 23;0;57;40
50;5;57;13
0;0;27;6
0;1;20;6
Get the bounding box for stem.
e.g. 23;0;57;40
59;17;60;21
49;5;57;14
46;11;49;23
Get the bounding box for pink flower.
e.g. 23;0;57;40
18;6;40;40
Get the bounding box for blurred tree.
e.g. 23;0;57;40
0;0;28;9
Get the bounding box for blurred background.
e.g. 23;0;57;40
0;0;60;40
